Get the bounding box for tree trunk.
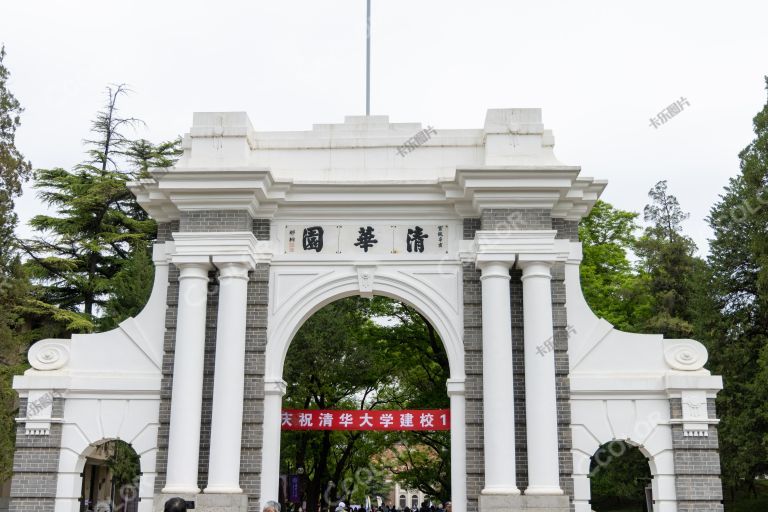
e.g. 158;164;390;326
307;430;331;512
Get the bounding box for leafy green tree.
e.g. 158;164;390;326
20;85;179;327
635;181;701;338
105;440;141;488
701;77;768;499
578;200;652;331
372;300;450;501
0;45;32;262
0;44;33;484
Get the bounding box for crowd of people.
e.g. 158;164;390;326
274;500;452;512
164;497;453;512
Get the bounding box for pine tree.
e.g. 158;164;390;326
703;77;768;497
20;85;179;326
635;181;701;338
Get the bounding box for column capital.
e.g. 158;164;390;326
518;260;553;280
478;261;512;280
264;378;287;396
174;258;213;280
214;257;256;279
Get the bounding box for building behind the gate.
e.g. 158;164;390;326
10;109;723;512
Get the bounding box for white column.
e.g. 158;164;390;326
520;261;563;495
478;261;520;495
163;260;211;494
260;378;287;509
205;260;253;493
447;379;467;512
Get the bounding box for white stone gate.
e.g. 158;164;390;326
10;109;723;512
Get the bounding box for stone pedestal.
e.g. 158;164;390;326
478;494;570;512
153;493;249;512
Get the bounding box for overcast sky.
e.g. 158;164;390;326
2;0;767;255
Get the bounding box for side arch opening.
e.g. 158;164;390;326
78;439;141;512
589;440;653;512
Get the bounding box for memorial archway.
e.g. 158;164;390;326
262;267;466;512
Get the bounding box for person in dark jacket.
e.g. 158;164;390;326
164;497;187;512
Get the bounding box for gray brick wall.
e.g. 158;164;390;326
480;209;551;231
253;219;270;241
157;220;180;242
552;219;578;241
462;262;483;512
463;218;480;240
9;397;64;512
180;210;253;232
155;264;181;492
509;267;528;489
669;398;724;511
243;264;269;512
552;218;578;510
197;272;220;490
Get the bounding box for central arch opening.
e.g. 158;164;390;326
278;296;452;512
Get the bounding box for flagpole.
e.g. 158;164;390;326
366;0;371;116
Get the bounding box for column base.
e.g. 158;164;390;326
478;494;569;512
203;484;244;494
153;492;249;512
524;485;564;496
160;485;201;494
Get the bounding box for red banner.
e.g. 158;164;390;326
281;409;450;431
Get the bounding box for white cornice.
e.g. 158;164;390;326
129;166;605;222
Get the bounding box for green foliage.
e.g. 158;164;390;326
21;164;155;318
281;297;450;511
105;440;141;487
0;45;34;486
578;200;652;331
0;363;26;483
589;442;651;509
700;77;768;496
100;241;155;330
0;45;32;267
19;85;179;326
635;180;701;338
124;137;183;178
